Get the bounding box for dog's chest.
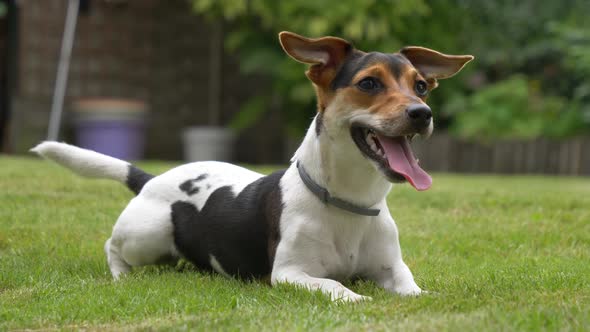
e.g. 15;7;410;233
281;206;374;279
276;167;381;279
320;220;368;279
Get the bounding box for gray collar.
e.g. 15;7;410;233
296;161;380;217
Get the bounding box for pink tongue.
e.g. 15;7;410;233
376;135;432;191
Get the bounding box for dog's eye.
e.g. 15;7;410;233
356;77;383;92
415;80;428;97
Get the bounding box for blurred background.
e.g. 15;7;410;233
1;0;589;175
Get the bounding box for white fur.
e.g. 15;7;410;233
33;114;422;302
271;113;421;302
31;141;129;182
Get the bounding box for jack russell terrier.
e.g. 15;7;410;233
32;31;473;302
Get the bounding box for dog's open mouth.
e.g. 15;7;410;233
351;126;432;191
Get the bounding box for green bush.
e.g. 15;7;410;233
448;76;586;140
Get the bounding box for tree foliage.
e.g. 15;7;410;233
192;0;590;139
192;0;430;135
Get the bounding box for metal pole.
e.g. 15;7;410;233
47;0;79;141
207;21;222;127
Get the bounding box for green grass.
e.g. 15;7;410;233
1;156;589;331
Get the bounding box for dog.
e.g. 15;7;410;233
32;31;473;302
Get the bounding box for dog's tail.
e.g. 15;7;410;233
31;141;154;195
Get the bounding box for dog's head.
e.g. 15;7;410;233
279;31;473;191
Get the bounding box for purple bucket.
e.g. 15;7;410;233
72;99;147;160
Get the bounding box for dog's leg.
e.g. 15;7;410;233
367;216;422;296
272;269;371;303
104;237;131;280
376;259;422;296
368;253;422;296
105;196;177;280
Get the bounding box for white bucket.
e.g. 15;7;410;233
182;126;235;162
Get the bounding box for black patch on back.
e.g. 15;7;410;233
194;174;208;182
126;165;154;195
170;170;285;279
331;52;410;90
179;174;209;196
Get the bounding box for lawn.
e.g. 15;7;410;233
1;156;589;331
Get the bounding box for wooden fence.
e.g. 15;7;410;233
411;134;590;175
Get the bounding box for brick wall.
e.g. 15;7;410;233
10;0;286;162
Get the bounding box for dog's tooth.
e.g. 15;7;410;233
370;142;379;154
369;137;376;145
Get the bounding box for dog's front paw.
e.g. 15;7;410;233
331;288;372;303
393;283;422;296
333;292;372;303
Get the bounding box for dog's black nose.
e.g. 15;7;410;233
406;104;432;130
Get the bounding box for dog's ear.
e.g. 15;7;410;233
401;46;473;88
279;31;352;85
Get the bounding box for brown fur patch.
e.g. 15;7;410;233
331;62;423;118
313;83;336;113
